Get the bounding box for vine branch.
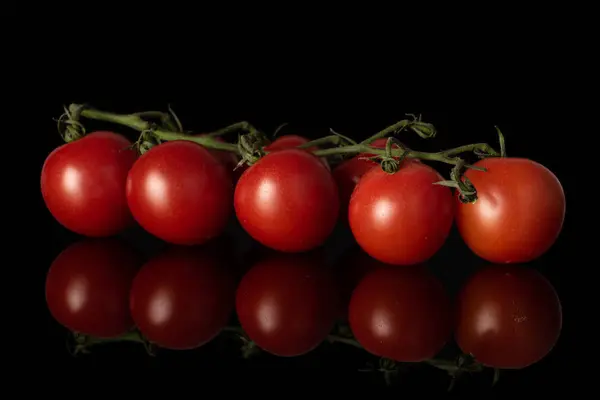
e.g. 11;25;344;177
66;104;497;173
62;104;502;199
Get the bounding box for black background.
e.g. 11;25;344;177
31;102;573;394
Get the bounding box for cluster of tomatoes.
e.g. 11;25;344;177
46;236;562;371
41;122;566;373
41;129;565;266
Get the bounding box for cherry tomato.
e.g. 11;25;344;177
349;161;454;265
45;238;142;338
195;134;243;183
455;157;566;263
130;244;236;350
333;138;413;222
235;251;339;356
234;149;339;252
265;135;329;169
41;131;137;237
455;265;562;369
349;265;452;362
126;140;233;245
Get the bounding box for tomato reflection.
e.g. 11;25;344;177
455;264;562;369
45;238;143;338
235;250;339;357
129;242;237;350
349;263;453;362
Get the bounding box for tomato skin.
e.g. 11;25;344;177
349;161;454;265
45;238;142;337
130;245;236;350
234;149;339;252
236;251;338;356
41;131;138;237
126;141;233;245
349;265;452;362
455;265;562;369
456;157;566;263
333;138;415;222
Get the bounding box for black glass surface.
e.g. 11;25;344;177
35;104;571;394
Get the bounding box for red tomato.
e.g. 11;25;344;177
333;138;413;222
455;157;566;263
234;149;339;252
349;265;452;362
45;238;142;338
455;265;562;369
194;134;243;183
236;251;339;356
126;141;233;245
41;131;137;237
349;161;454;265
130;244;236;350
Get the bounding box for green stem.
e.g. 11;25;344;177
67;328;486;376
73;104;243;153
326;335;483;374
360;120;411;144
441;143;499;158
78;330;145;345
313;144;488;171
327;334;363;349
207;121;261;138
132;111;180;132
153;130;240;152
298;135;347;149
70;104;495;173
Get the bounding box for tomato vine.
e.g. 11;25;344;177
45;104;564;392
57;103;504;202
65;324;496;390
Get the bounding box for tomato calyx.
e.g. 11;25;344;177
236;131;271;167
359;137;411;174
66;330;157;357
405;113;437;139
56;104;88;143
433;160;479;203
359;358;407;387
130;128;163;155
239;336;262;359
221;325;263;359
